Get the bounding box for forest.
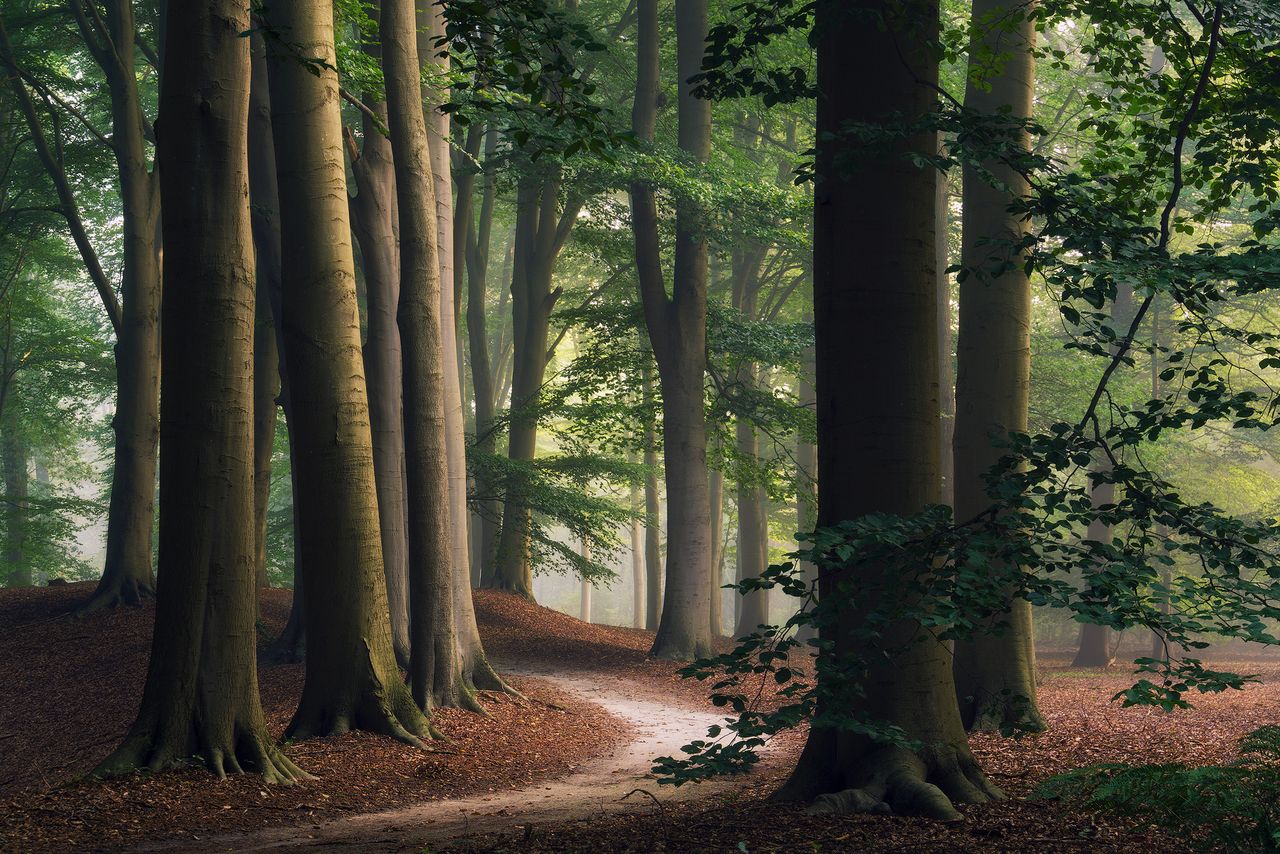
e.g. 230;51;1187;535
2;0;1280;850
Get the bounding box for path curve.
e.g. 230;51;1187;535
142;665;749;852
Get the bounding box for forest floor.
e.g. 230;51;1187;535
0;583;1274;852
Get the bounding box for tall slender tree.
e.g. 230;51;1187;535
630;0;715;660
347;3;411;664
950;0;1044;732
382;0;468;711
265;0;429;743
1;1;162;612
97;0;303;780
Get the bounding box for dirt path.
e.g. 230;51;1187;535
139;665;745;852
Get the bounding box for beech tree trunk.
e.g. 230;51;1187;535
950;0;1043;732
3;419;29;587
97;0;303;780
464;128;502;587
347;19;410;665
248;40;305;663
631;0;714;660
249;37;279;592
642;361;663;630
776;0;999;818
420;3;509;704
266;0;428;743
71;0;161;613
630;468;645;628
490;173;580;599
382;0;467;714
579;539;593;622
709;465;724;636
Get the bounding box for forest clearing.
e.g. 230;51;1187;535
5;0;1280;849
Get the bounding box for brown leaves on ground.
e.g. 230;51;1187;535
2;583;1278;852
0;583;623;851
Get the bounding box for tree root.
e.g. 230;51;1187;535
965;696;1046;735
801;744;1001;821
96;726;311;784
76;575;154;616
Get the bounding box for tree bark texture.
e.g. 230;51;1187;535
3;419;29;587
266;0;428;743
776;0;999;819
950;0;1043;732
382;0;467;713
70;0;161;613
97;0;303;781
348;17;410;665
630;0;714;660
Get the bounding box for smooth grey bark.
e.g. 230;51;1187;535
2;417;29;587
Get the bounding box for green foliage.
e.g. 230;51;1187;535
1036;726;1280;852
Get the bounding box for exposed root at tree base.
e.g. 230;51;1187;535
95;727;311;785
287;683;440;748
75;576;153;615
786;744;1002;821
966;700;1047;735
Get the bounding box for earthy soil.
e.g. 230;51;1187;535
2;583;1279;852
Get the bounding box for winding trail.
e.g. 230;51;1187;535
148;664;748;852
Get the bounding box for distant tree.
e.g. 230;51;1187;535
630;0;715;660
951;0;1045;732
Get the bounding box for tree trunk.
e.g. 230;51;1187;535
266;0;429;744
247;38;305;663
950;0;1043;733
630;467;645;628
96;0;303;780
249;36;279;592
381;0;468;715
75;0;161;613
708;465;724;636
642;361;663;630
631;0;714;661
3;418;29;587
348;32;411;666
579;538;592;622
465;129;502;588
490;172;579;599
775;0;998;818
936;166;955;508
794;340;817;645
420;4;509;704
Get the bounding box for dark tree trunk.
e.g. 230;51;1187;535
631;0;714;661
96;0;303;780
249;36;279;592
775;0;998;818
266;0;429;743
465;129;502;589
490;174;580;599
642;361;663;630
708;466;724;636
